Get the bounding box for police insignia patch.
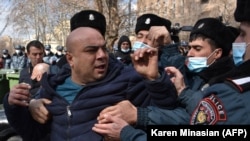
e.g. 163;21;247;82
145;18;151;24
190;94;226;125
89;14;94;21
198;23;204;29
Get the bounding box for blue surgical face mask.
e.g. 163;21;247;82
15;49;21;54
187;50;217;73
187;57;207;73
132;41;150;51
232;42;249;66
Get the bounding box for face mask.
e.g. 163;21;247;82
232;42;249;66
57;52;62;56
3;54;7;58
187;57;207;73
121;48;130;53
45;50;50;55
187;50;217;73
15;50;21;54
132;41;150;51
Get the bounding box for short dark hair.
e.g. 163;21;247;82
189;34;218;51
26;40;45;53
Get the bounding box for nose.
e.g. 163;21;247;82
36;54;42;58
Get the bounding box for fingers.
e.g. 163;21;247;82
148;26;171;47
93;114;128;140
98;106;121;123
92;123;110;134
29;98;51;124
131;47;157;58
8;83;31;106
165;66;186;95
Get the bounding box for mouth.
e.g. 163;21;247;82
95;64;106;72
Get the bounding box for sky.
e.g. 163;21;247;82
0;0;137;37
0;0;12;36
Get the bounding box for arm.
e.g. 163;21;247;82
3;85;50;141
136;106;190;127
92;114;146;141
131;47;178;109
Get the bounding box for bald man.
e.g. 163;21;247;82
28;63;50;97
31;63;50;82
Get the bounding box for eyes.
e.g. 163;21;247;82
85;46;108;53
121;42;129;46
189;46;202;52
31;52;44;57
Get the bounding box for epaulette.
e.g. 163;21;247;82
225;76;250;93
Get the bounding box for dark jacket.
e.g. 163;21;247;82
19;63;42;97
114;35;132;65
4;56;177;141
121;125;146;141
2;54;11;69
159;43;186;74
10;52;27;70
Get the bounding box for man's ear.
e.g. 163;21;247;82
214;48;222;59
66;52;73;67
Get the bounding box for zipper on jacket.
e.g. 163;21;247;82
67;105;72;117
66;105;72;141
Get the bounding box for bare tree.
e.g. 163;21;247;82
4;0;136;51
0;1;11;36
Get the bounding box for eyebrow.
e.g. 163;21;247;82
85;42;107;48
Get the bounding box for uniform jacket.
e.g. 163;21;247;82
43;52;55;65
135;57;236;126
187;60;250;125
159;43;186;74
135;60;250;128
120;125;146;141
10;52;27;70
4;56;177;141
2;54;11;69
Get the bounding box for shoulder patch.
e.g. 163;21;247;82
190;94;226;125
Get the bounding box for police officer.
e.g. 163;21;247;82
10;45;27;70
50;45;64;64
43;44;55;65
1;49;12;69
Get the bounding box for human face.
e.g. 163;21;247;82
121;41;130;50
234;22;250;61
187;37;221;65
27;46;44;67
135;30;159;47
66;27;109;85
136;30;149;44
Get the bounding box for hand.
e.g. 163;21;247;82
148;26;171;48
97;100;137;125
131;47;159;80
8;83;31;107
165;66;186;95
29;98;52;124
93;114;128;141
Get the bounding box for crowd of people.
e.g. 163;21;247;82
0;44;65;70
1;0;250;140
